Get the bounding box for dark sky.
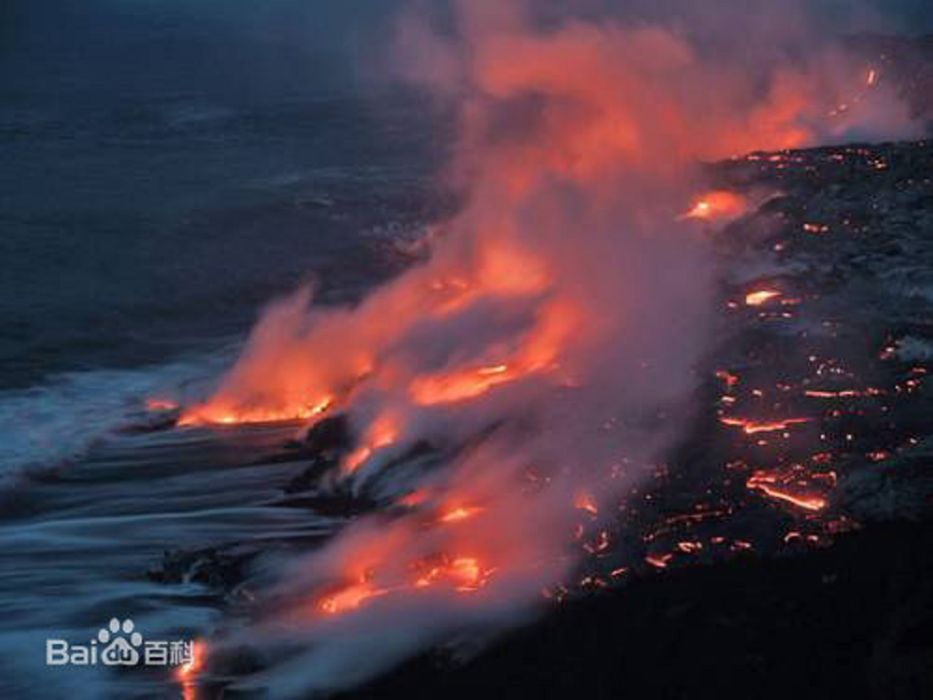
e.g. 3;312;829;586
1;0;931;104
0;0;408;103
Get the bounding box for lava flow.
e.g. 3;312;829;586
175;640;207;700
747;470;829;512
161;1;926;694
720;416;812;434
680;190;748;222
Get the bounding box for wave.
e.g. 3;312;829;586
0;356;230;477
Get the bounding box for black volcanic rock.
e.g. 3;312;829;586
149;138;933;699
302;413;353;454
339;520;933;700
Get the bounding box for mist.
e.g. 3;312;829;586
149;1;930;697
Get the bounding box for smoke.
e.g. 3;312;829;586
184;1;924;696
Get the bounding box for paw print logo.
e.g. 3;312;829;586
98;618;143;666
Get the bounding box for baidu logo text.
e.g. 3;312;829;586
46;618;193;667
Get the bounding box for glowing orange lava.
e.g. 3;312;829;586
747;472;828;512
415;557;489;591
175;639;207;700
318;555;493;617
804;388;882;399
745;289;782;306
398;489;431;508
574;491;599;517
438;505;486;524
410;364;523;405
343;413;401;473
319;580;389;615
158;9;918;674
680;190;747;222
178;396;333;427
720;416;811;434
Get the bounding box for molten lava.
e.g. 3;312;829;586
164;4;924;691
318;579;389;615
438;505;486;524
681;190;747;222
178;396;332;427
574;491;600;518
316;555;493;618
747;471;829;512
175;639;207;700
343;413;401;473
720;416;812;434
745;289;782;306
410;363;528;406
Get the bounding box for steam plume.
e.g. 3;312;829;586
183;2;922;695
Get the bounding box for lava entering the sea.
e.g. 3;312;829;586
154;1;926;694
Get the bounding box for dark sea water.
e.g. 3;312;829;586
0;1;451;473
0;4;444;695
0;86;447;470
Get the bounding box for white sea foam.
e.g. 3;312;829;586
0;358;226;476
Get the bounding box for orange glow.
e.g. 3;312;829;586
680;190;747;222
145;398;179;412
438;505;486;524
715;369;739;388
449;557;484;590
719;416;811;434
343;447;372;473
408;301;575;407
319;580;389;615
747;472;828;512
398;489;430;508
803;222;830;234
178;395;332;427
645;553;673;569
317;555;492;617
804;388;882;399
175;639;207;700
412;556;490;591
163;8;914;662
744;289;782;306
175;8;902;440
410;363;524;405
573;491;599;517
344;413;401;473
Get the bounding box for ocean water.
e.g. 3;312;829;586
1;75;446;473
0;7;450;694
